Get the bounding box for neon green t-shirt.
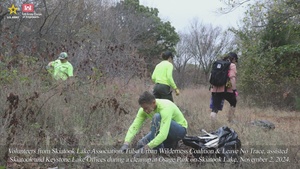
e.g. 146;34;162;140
151;60;177;89
124;99;188;149
48;59;73;81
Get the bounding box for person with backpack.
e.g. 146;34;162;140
151;51;180;102
120;91;188;156
209;52;238;122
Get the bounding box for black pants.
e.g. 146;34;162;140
153;83;173;102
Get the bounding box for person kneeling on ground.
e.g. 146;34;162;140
120;91;188;155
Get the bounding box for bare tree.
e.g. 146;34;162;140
0;0;179;86
218;0;253;13
173;32;193;88
184;18;235;84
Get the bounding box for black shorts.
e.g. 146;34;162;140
211;92;237;113
153;83;173;102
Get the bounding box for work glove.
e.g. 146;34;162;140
233;90;238;97
120;143;129;153
175;88;180;96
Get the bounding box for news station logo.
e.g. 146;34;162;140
22;4;34;13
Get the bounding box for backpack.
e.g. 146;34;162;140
209;60;231;86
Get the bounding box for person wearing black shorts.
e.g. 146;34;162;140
210;52;238;122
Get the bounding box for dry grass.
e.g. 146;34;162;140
1;79;299;169
176;87;300;144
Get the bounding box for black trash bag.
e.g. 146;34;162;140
183;126;241;163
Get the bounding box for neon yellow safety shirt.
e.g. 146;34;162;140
49;59;73;81
124;99;188;149
151;60;177;89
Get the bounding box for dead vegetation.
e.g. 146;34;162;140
0;80;299;169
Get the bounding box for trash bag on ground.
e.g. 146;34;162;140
250;120;275;130
182;126;241;163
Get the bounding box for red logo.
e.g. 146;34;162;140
22;4;34;13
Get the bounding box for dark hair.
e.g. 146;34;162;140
138;91;155;105
161;51;173;60
227;52;238;63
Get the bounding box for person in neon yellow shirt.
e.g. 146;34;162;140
47;52;73;81
151;51;180;102
120;91;188;155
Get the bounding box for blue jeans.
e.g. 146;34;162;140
136;113;187;149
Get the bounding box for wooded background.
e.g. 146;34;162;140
1;0;300;110
0;1;300;168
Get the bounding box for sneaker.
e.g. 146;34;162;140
210;112;217;119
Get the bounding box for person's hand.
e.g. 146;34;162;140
233;90;238;97
120;143;129;153
46;62;53;70
175;88;180;96
47;62;53;67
